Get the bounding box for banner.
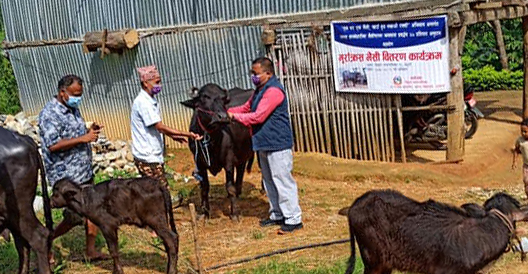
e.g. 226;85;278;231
331;15;450;93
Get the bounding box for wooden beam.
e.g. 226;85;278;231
502;0;526;6
461;6;528;25
446;27;465;161
473;2;502;9
400;105;456;112
522;16;528;119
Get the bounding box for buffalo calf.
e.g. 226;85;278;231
342;189;528;274
50;178;178;274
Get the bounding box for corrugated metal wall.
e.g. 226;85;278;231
6;27;263;148
1;0;406;148
2;0;402;43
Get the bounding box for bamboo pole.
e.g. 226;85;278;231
350;92;360;159
312;49;325;154
283;33;305;153
293;34;310;152
320;73;330;155
369;95;381;161
306;48;321;153
335;95;344;158
364;95;374;161
396;95;407;163
321;54;332;155
296;32;312;152
189;204;204;274
330;82;341;158
388;95;396;162
358;96;370;160
377;95;387;162
344;95;353;159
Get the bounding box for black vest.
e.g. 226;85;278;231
250;75;293;151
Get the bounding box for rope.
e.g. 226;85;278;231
193;135;211;182
490;209;526;261
204;238;350;271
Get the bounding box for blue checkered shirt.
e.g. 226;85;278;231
38;98;93;186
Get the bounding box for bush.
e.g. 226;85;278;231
463;65;523;91
0;7;21;115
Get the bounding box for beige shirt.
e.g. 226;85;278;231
516;137;528;164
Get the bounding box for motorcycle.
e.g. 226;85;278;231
402;84;484;149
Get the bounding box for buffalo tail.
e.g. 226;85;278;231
345;219;357;274
246;153;255;174
38;154;53;232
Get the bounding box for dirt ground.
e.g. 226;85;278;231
61;90;528;274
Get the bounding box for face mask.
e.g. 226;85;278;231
65;94;82;108
151;84;162;95
251;75;261;86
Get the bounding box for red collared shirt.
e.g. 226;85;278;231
228;87;284;127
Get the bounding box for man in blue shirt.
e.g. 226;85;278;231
39;74;106;260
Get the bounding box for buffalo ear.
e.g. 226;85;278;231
180;99;197;109
222;89;231;105
513;206;528;222
188;87;200;98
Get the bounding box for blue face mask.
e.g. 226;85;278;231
65;94;82;108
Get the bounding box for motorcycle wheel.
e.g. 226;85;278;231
464;112;478;139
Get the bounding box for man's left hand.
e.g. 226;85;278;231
227;112;235;120
91;122;104;130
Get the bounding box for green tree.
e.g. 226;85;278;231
462;19;524;72
0;4;21;115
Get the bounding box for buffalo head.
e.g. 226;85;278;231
181;84;231;130
484;192;528;222
50;179;83;209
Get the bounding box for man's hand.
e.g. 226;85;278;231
190;132;203;141
91;122;104;130
227;112;235;120
83;128;100;143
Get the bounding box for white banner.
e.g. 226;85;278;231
331;15;450;93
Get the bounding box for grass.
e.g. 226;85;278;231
0;241;18;273
227;258;357;274
251;230;265;240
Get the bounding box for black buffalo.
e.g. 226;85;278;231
340;189;528;274
181;84;254;220
0;127;53;274
50;177;178;274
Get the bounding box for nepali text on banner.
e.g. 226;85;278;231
331;15;450;94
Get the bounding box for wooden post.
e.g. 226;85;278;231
458;25;467;55
523;17;528;120
189;203;205;274
446;27;465;161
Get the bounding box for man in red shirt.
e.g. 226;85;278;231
228;57;302;233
